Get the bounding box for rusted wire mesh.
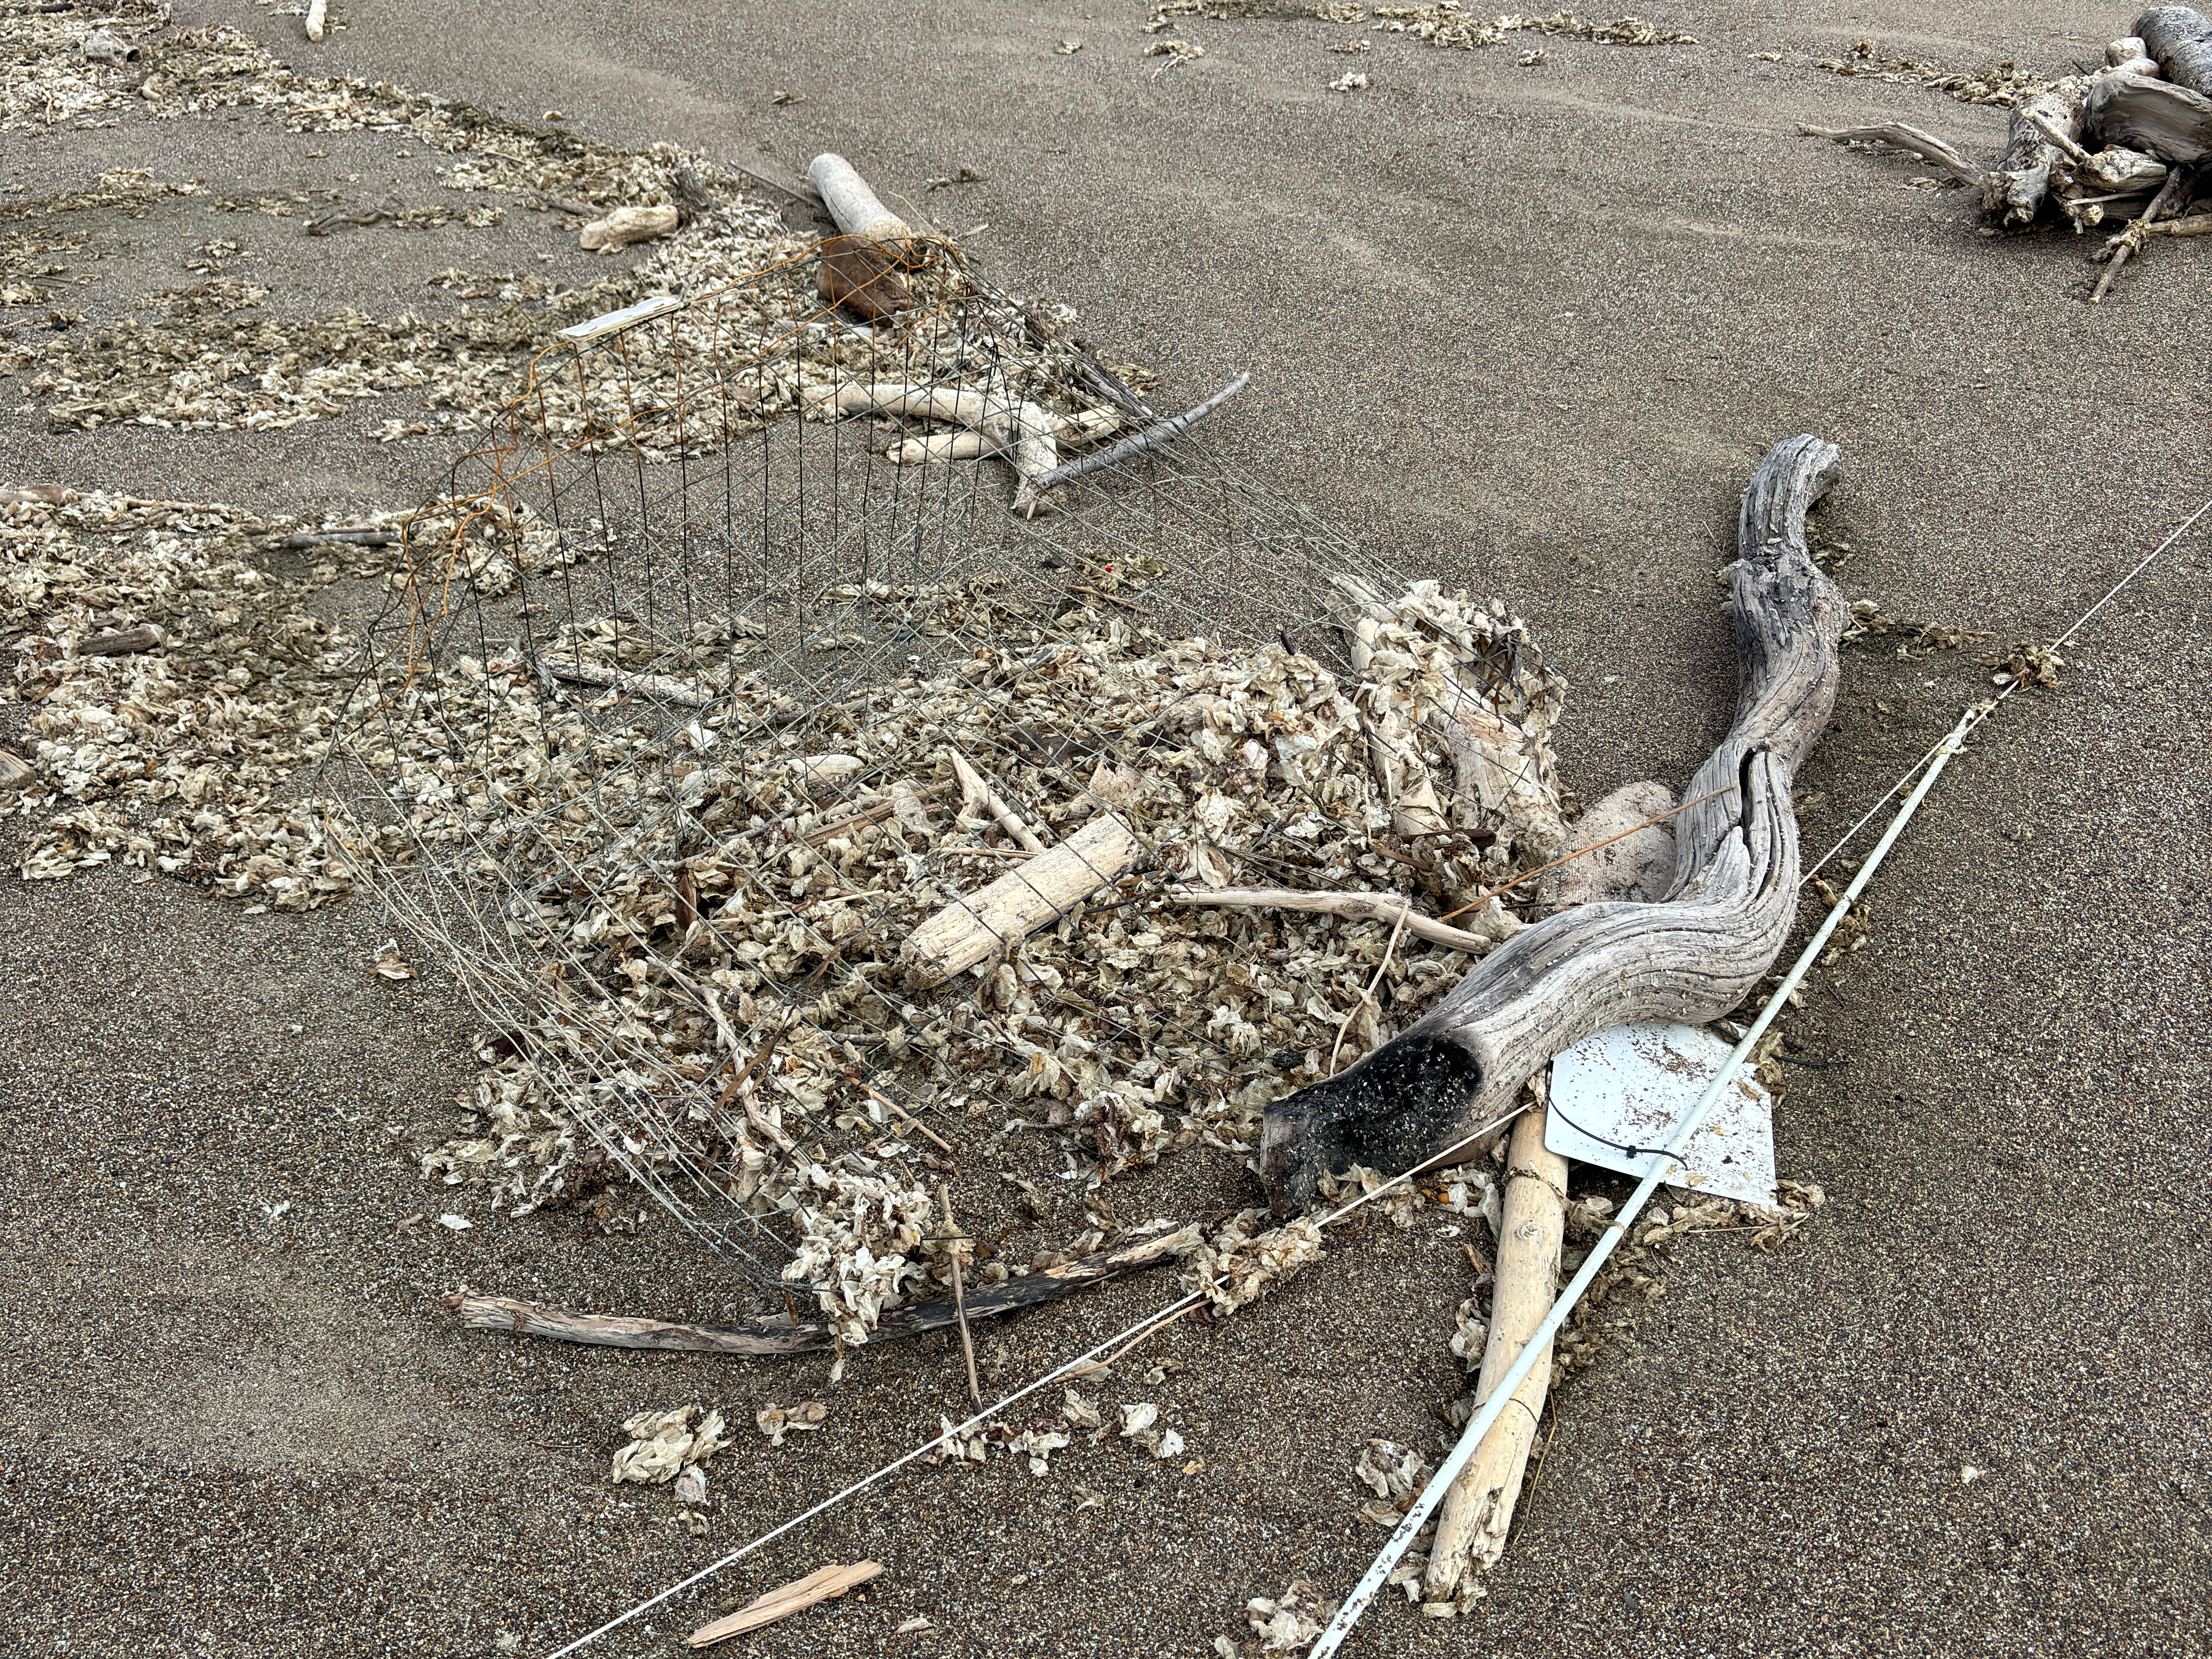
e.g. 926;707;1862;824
326;238;1565;1330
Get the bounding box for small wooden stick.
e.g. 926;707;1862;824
1024;370;1249;493
2091;167;2191;304
304;0;328;41
940;1183;980;1402
1329;900;1408;1075
1062;1300;1195;1379
864;1083;955;1153
689;1560;882;1647
946;750;1046;851
1170;885;1511;956
1422;1105;1567;1600
446;1226;1195;1355
539;657;712;707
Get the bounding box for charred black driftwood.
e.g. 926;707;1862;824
1257;434;1849;1214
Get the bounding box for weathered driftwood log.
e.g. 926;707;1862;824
1257;434;1848;1214
808;153;911;243
2087;72;2212;162
804;381;1061;510
1986;84;2091;224
2141;5;2212;90
901;812;1140;988
1797;123;1981;183
304;0;328;42
1424;1104;1568;1598
445;1225;1194;1355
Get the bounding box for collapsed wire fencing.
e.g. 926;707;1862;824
326;234;1572;1340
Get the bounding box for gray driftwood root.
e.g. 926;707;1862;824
446;1226;1194;1355
1797;123;1980;182
1257;434;1848;1214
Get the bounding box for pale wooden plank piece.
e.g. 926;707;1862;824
900;813;1138;988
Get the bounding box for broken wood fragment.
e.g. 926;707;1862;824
580;204;680;252
1258;435;1848;1214
947;750;1046;853
540;657;712;707
0;747;33;788
79;625;163;657
1423;1103;1566;1598
901;812;1138;988
688;1561;883;1647
304;0;328;42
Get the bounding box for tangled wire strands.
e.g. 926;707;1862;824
325;240;1575;1333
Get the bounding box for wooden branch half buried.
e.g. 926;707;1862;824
1168;886;1517;956
540;657;712;707
1424;1103;1567;1598
901;812;1138;987
1257;434;1848;1215
807;153;912;243
1797;122;1981;182
444;1226;1195;1355
689;1561;882;1647
78;625;163;657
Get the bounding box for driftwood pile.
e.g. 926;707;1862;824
1806;6;2212;300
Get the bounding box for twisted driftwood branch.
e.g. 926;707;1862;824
1258;434;1848;1214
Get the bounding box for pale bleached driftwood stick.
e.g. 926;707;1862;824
688;1561;883;1648
1796;122;1981;182
305;0;328;41
1425;1103;1567;1599
1025;370;1249;493
947;750;1046;853
446;1226;1195;1355
804;381;1060;509
540;657;712;707
1258;434;1848;1214
806;154;911;244
1169;885;1516;956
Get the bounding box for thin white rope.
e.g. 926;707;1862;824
538;1102;1527;1658
1802;492;2212;883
